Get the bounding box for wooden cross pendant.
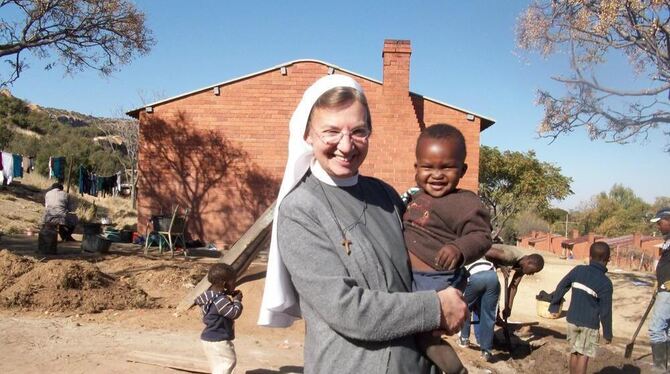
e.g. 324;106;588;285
341;238;352;255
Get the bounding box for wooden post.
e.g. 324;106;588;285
65;155;74;194
616;246;620;267
176;201;276;312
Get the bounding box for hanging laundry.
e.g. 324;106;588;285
49;156;65;180
89;172;97;196
12;154;22;178
26;156;34;174
1;152;14;185
78;165;91;195
115;171;122;196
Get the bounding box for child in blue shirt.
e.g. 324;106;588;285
195;263;243;374
549;242;613;374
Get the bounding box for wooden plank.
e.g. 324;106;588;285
176;201;275;312
126;350;209;373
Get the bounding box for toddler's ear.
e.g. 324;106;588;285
460;163;468;177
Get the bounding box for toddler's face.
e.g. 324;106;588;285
414;138;467;198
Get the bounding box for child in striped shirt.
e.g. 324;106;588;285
195;263;243;374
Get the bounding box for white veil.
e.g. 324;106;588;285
257;74;364;327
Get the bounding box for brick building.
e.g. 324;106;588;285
520;229;664;268
518;231;567;255
127;39;495;246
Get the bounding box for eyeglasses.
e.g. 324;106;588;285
316;127;371;146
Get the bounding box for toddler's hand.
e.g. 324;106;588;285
434;245;463;271
232;290;243;301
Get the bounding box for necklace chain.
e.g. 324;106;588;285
317;180;367;255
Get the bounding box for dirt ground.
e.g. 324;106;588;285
0;233;661;373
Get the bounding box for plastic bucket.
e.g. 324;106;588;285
81;235;112;253
81;223;102;235
536;300;562;319
38;226;58;254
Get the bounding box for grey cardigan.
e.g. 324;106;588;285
277;173;441;374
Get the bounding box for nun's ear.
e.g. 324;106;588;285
304;128;314;144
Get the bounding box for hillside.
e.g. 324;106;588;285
0;90;133;177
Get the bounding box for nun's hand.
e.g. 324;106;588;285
436;287;467;335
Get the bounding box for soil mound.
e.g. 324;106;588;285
0;249;35;292
0;250;152;313
97;256;209;307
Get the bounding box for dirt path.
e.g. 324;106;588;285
0;312;304;374
0;235;660;373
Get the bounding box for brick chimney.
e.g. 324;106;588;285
571;229;579;239
633;232;642;248
382;39;411;96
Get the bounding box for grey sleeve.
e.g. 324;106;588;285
278;204;441;342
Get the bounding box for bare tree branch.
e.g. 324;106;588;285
0;0;154;86
517;0;670;151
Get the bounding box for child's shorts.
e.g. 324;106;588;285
201;339;236;374
567;322;600;358
412;267;468;292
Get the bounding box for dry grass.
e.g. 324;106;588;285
21;172;53;190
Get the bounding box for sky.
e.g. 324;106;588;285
3;0;668;210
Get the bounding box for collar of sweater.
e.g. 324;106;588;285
588;261;608;273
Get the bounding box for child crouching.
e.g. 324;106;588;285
195;263;243;374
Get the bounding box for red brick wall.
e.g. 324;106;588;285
138;59;487;245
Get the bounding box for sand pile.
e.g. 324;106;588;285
0;249;152;313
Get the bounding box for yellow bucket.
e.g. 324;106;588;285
536;300;562;319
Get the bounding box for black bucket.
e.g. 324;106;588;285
81;223;102;235
151;216;172;232
38;226;58;254
81;235;112;253
119;230;133;243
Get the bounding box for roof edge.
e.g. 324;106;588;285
126;59;496;129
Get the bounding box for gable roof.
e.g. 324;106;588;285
126;59;496;131
562;234;606;247
603;234;662;247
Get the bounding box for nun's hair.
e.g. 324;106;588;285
306;86;372;136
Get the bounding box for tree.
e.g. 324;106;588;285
504;208;552;244
652;196;670;211
575;184;652;236
517;0;670;151
96;119;138;208
479;145;573;238
0;0;154;86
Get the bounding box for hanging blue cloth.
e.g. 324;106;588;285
50;156;65;179
12;154;22;178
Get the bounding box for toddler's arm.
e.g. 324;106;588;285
214;293;243;320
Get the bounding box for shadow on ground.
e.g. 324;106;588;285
246;366;304;374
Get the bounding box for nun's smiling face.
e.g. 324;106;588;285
306;100;369;178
